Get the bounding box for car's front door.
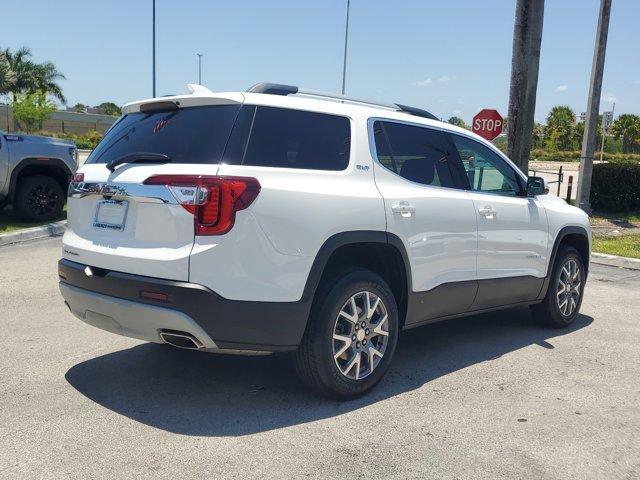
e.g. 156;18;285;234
448;133;549;310
370;119;478;325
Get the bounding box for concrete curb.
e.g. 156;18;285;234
0;220;67;247
591;252;640;271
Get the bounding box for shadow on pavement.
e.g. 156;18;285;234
65;307;593;436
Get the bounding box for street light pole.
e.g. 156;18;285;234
197;53;203;85
577;0;612;213
152;0;156;97
341;0;350;95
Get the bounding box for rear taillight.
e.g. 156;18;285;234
143;175;261;235
71;172;84;183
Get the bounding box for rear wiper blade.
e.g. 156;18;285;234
106;152;170;172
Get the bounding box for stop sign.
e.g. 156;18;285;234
472;109;503;140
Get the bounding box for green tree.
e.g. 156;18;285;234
1;47;66;104
2;47;36;102
12;91;56;132
574;118;605;153
532;122;544;149
97;102;121;116
72;103;86;113
544;106;576;151
447;116;467;129
32;61;66;104
0;51;16;96
611;114;640;153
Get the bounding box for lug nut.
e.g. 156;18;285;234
355;325;359;330
365;328;370;335
361;322;366;328
351;334;356;341
363;339;367;345
356;341;361;348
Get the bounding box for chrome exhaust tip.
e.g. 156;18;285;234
159;330;204;350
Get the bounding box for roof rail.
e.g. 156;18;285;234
246;82;439;120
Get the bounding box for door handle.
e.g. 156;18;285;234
391;201;415;217
478;206;497;219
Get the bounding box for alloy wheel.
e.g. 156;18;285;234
27;184;59;217
332;291;389;380
557;258;582;317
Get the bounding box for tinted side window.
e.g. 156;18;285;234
450;134;522;195
87;105;241;165
373;121;459;188
241;106;350;170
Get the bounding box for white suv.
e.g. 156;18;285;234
59;83;591;398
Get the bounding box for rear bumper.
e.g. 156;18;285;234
58;259;310;352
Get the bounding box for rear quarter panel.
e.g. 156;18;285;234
191;113;387;302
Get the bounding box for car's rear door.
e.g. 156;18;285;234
63;98;242;281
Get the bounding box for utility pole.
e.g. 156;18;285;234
577;0;612;213
507;0;545;174
152;0;156;97
341;0;351;95
197;53;203;85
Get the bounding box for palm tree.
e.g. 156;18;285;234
0;51;16;96
1;46;66;104
611;114;640;154
2;47;37;103
32;61;66;104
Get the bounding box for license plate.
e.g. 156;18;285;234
93;200;129;231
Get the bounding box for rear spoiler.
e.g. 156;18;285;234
122;85;244;114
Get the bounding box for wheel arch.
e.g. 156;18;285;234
8;158;73;201
301;231;412;328
537;225;590;300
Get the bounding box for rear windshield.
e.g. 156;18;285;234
87;104;240;165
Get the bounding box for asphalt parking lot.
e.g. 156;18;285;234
1;237;639;479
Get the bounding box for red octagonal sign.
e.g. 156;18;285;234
472;109;503;141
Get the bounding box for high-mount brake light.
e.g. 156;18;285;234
143;175;260;235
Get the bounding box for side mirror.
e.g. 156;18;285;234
526;176;549;196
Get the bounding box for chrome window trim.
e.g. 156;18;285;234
68;182;175;204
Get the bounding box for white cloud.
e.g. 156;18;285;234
602;92;617;102
556;85;568;92
414;78;433;87
452;109;464;116
414;75;457;87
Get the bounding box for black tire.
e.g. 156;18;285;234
294;267;399;399
531;246;586;328
13;175;65;222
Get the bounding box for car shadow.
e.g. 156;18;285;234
65;307;593;436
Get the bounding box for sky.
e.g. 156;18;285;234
1;0;638;123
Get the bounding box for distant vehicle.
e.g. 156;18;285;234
0;131;78;221
58;83;591;398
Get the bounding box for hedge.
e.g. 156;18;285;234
531;149;640;163
38;130;103;150
590;162;640;211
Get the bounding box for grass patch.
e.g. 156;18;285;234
592;234;640;259
0;205;67;234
